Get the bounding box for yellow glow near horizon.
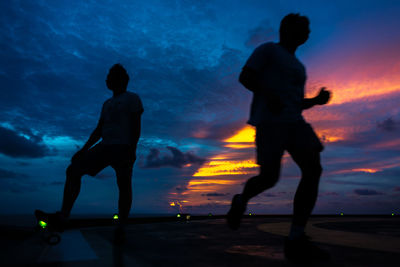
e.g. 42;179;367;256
351;168;379;173
224;143;255;149
322;136;344;143
193;159;258;177
190;125;258;178
188;179;239;186
224;125;255;143
333;168;381;175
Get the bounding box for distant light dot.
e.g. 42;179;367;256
113;214;119;220
39;220;47;228
392;213;395;216
186;215;191;220
177;213;181;218
340;212;344;216
249;213;252;216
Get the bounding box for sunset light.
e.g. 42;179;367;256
2;0;400;217
193;159;258;177
351;168;379;173
223;126;255;143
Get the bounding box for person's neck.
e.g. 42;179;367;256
278;41;298;55
113;90;126;97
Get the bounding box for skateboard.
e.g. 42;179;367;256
34;209;62;245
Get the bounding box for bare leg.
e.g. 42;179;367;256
290;151;322;227
284;151;330;261
115;167;133;222
227;153;282;230
242;162;281;203
61;165;83;217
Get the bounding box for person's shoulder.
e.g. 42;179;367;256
252;42;277;58
125;91;141;98
255;42;276;51
125;91;142;104
125;91;144;113
103;97;112;106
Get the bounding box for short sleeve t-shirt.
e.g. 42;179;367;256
245;42;306;125
100;91;143;145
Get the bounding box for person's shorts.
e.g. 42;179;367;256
255;121;324;166
70;143;136;177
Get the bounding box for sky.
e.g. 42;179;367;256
0;0;399;216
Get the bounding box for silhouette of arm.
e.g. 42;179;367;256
71;118;103;162
239;66;263;93
81;119;103;151
302;87;331;110
302;98;318;110
131;114;141;148
239;66;284;113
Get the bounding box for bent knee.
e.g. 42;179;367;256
66;164;84;178
258;173;280;188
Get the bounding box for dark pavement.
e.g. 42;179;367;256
1;216;399;266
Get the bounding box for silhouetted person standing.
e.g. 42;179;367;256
38;64;143;243
227;14;331;260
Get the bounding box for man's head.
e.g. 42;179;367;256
279;13;310;46
106;64;130;93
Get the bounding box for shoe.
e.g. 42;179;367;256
284;234;330;261
227;194;246;230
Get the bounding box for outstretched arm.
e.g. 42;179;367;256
239;67;284;114
302;87;331;110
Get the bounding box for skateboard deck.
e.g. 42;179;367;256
35;209;61;245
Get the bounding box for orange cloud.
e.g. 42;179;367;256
312;80;400;106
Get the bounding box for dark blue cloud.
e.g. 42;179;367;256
48;181;64;186
326;177;383;187
142;146;205;169
175;186;187;192
0;126;49;158
245;19;276;48
0;168;28;179
265;192;288;197
354;189;384;196
377;117;398;132
0;0;250;146
319;191;339;197
201;192;229;197
0;179;37;194
1;0;400;214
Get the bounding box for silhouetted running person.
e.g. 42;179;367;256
227;14;331;261
38;64;143;244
